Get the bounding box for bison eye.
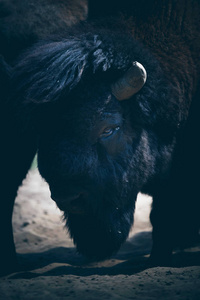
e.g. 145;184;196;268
100;126;120;138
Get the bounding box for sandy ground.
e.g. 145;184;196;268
0;169;200;300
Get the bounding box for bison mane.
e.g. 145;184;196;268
11;25;181;135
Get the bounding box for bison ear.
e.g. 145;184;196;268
111;61;147;101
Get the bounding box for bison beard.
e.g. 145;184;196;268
65;204;134;260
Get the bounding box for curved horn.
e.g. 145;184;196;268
111;61;147;101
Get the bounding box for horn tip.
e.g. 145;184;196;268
132;61;147;83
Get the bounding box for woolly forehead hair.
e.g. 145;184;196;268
12;32;146;105
12;29;179;131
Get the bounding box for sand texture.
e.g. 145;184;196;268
0;169;200;299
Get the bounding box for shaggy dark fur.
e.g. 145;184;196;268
0;0;87;63
1;0;200;275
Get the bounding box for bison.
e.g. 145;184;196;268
1;0;200;275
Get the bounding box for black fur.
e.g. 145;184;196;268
0;0;200;274
0;0;87;63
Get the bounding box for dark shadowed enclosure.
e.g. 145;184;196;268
0;0;200;299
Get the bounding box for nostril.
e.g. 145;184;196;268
63;194;79;203
67;192;85;202
51;190;86;202
69;191;88;206
51;190;88;214
64;191;88;204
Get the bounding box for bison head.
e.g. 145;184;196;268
13;30;178;260
37;81;143;259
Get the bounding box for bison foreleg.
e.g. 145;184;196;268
0;127;37;276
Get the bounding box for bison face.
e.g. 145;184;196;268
36;78;172;260
12;30;178;260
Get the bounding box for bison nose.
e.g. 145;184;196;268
51;191;88;214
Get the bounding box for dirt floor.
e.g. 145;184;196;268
0;169;200;300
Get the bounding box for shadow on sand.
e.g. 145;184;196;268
9;231;200;279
